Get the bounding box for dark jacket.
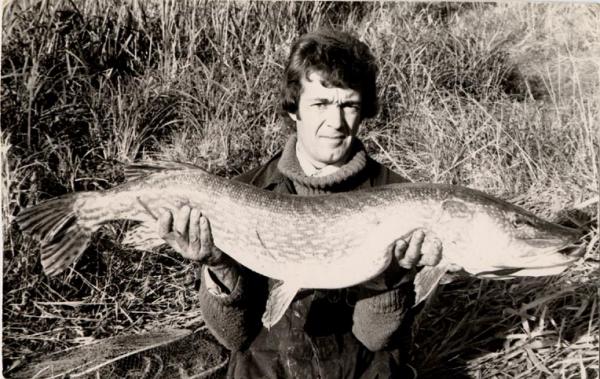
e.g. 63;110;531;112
198;149;418;379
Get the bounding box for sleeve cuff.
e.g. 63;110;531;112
203;266;229;297
202;265;244;303
358;282;414;314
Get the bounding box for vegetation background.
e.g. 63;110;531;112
2;0;599;378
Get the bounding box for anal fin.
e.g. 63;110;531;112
261;281;300;329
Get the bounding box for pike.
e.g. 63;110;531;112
16;161;583;328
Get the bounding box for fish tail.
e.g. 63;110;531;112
16;194;98;276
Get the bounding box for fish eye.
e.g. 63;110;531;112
512;215;534;229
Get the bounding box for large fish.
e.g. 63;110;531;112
15;161;583;328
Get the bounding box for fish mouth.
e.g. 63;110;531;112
524;237;580;248
477;263;571;278
522;240;585;259
475;243;585;278
561;243;586;258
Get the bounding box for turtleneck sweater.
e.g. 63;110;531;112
199;135;414;361
277;135;368;196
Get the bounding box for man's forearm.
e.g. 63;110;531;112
199;263;267;351
352;281;415;352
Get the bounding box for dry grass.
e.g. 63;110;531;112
2;1;598;378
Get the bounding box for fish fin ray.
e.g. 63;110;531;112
122;223;165;251
45;213;78;244
42;225;92;276
42;231;89;275
261;281;300;329
17;196;74;232
124;161;203;181
16;195;97;276
413;265;448;306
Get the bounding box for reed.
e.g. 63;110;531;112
2;1;598;377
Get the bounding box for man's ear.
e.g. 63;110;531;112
288;112;298;122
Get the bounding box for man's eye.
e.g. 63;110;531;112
312;103;327;109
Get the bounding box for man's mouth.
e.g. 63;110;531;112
321;135;346;140
320;135;349;146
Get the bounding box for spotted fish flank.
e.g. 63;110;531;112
16;161;583;328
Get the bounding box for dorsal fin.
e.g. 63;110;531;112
124;161;203;181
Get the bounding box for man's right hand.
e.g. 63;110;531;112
158;206;240;295
158;205;225;266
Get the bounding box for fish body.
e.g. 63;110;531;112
16;161;583;327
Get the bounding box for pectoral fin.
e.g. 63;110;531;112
261;281;300;329
413;265;448;306
122;223;165;251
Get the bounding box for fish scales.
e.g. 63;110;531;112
16;161;583;327
111;171;383;271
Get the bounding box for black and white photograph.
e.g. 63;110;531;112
2;1;599;378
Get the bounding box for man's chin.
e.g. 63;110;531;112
318;149;351;166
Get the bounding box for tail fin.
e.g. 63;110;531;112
16;195;96;276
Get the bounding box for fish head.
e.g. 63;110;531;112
434;191;583;278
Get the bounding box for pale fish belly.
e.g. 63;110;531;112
76;176;432;289
199;187;402;288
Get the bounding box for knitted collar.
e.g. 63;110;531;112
295;142;345;178
276;135;368;190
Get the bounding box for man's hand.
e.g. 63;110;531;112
394;230;441;269
158;205;224;266
362;230;449;291
158;206;240;294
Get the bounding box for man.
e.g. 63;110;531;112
159;30;443;378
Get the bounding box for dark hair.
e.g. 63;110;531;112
281;30;379;119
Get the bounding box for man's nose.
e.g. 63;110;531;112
326;105;346;130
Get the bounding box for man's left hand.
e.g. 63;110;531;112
361;230;443;291
394;230;441;269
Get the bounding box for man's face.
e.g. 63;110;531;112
289;71;362;167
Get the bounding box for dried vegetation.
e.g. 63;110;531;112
2;1;599;378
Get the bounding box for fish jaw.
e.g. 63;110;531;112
483;265;569;278
474;260;574;278
492;222;583;273
432;198;583;278
456;232;583;279
481;241;584;278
